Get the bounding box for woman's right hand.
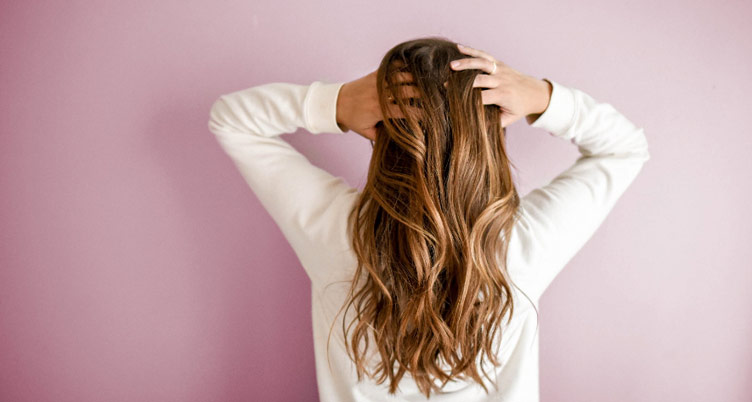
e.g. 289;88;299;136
450;43;552;128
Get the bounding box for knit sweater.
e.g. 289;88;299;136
207;77;650;401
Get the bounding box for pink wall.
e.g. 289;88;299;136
1;1;750;401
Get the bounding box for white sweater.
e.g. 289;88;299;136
208;77;650;401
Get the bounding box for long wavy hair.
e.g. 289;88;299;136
327;36;535;398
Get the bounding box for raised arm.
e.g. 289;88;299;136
208;81;359;286
508;78;651;303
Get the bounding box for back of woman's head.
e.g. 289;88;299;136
331;36;526;398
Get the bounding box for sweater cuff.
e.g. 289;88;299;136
529;78;576;139
304;81;346;135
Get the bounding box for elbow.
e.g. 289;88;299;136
207;96;231;135
624;127;650;164
637;128;651;163
612;127;651;164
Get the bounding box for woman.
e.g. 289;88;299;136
208;36;650;401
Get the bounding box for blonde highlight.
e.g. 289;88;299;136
327;36;536;398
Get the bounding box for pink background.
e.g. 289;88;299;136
2;1;750;401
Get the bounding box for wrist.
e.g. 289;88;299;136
530;78;552;116
335;83;351;132
524;78;553;125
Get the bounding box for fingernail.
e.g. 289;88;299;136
450;61;459;68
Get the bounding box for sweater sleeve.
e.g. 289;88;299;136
208;81;359;286
509;79;650;303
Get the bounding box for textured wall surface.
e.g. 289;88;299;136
1;0;750;401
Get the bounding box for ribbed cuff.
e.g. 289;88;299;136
304;81;347;134
529;79;576;139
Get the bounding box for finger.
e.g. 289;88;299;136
391;71;415;84
456;43;492;60
456;44;495;62
385;71;421;100
500;114;512;129
450;57;496;75
471;73;498;89
387;86;421;104
386;103;404;117
480;89;497;106
385;101;422;119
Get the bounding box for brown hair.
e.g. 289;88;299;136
327;36;535;398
